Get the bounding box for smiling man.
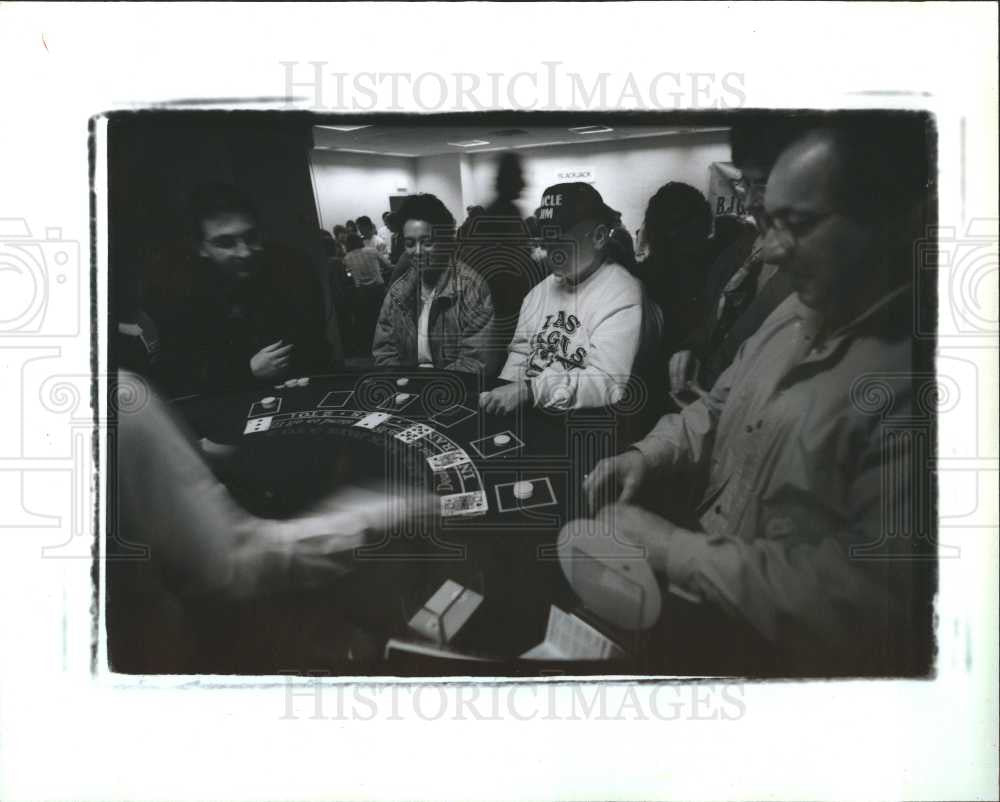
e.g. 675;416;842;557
479;182;644;414
143;184;331;395
579;118;932;673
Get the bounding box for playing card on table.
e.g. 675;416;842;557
495;477;557;512
318;390;353;408
243;416;273;435
429;404;477;428
426;449;471;471
440;490;488;517
354;411;390;430
394;423;434;444
469;430;524;459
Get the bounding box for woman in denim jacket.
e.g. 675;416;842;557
372;194;498;376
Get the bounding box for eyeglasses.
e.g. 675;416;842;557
758;209;836;250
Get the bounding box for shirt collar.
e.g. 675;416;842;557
791;282;912;341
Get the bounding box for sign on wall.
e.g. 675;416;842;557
553;165;597;184
707;161;749;220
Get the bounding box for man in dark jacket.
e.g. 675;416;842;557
143;184;331;396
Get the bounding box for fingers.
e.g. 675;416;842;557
262;339;285;352
272;343;295;358
583;458;615;516
669;351;692;393
668;353;684;393
618;470;641;504
689;382;710;401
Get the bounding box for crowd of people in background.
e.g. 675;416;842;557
117;113;932;673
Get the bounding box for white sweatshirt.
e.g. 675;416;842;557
500;261;643;410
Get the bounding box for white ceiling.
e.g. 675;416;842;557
312;123;728;157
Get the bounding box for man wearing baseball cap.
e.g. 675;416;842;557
479;182;644;413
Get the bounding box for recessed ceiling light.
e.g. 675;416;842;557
318;125;373;132
334;148;381;155
383;152;417;158
447;140;491;147
568;125;614;135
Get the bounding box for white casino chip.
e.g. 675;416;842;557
513;481;534;500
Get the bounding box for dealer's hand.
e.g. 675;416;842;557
583;449;648;515
479;381;531;415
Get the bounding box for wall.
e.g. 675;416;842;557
309;130;731;236
413;153;465;220
310;150;416;230
464;131;730;235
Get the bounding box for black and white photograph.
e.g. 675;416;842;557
106;110;939;679
0;3;996;801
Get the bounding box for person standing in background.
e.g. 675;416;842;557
343;232;389;351
357;215;388;259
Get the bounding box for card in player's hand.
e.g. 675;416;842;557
469;430;524;459
354;411;391;430
318;390;353;408
248;397;282;418
495;477;557;512
427;449;471;471
394;423;434;444
377;391;419;412
243;416;273;435
440;490;488;517
430;404;477;428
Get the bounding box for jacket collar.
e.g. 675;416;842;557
393;260;463;304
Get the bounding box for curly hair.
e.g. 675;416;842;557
395;193;457;239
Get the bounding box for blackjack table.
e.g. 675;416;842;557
170;368;670;676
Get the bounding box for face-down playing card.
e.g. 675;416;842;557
494;477;557;512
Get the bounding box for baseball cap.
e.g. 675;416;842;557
537;182;617;233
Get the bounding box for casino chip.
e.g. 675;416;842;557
493;434;511;447
261;396;277;409
513;481;533;500
396;377;410;387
